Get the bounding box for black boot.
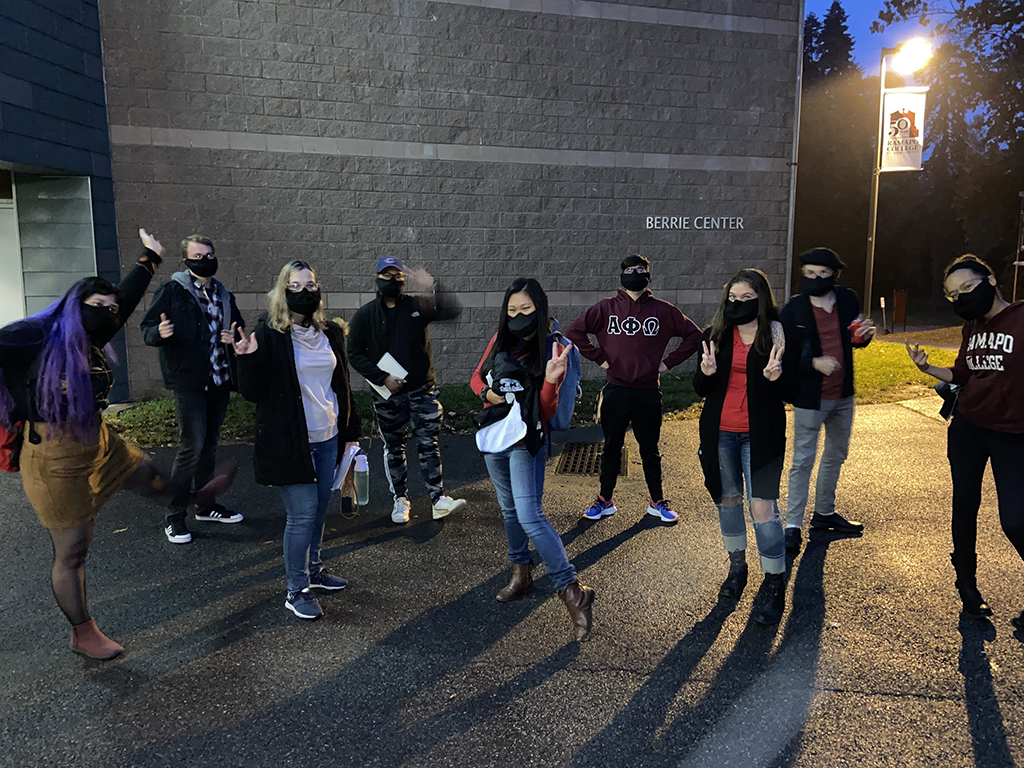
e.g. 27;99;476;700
950;552;992;618
751;573;786;626
719;550;748;600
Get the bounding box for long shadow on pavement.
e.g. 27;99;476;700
958;616;1016;767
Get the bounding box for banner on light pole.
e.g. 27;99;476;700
881;87;928;172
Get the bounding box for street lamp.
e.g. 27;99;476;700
863;37;934;319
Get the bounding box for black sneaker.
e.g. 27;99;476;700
810;512;863;533
194;503;244;524
308;569;348;591
165;517;192;544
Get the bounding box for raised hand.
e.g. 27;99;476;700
763;344;783;381
404;266;434;295
139;227;165;257
158;312;174;339
232;325;258;355
700;340;717;376
906;343;928;371
546;343;568;383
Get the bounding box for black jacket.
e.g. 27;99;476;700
780;286;870;411
140;272;244;391
0;252;158;422
693;325;789;504
347;291;461;388
235;317;361;486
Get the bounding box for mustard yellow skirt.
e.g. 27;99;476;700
20;421;143;530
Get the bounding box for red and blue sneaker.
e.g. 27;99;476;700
647;499;679;523
583;496;616;521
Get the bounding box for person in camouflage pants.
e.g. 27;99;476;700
348;256;467;524
374;385;444;503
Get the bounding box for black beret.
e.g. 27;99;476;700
799;247;846;270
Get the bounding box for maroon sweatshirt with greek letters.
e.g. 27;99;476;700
949;301;1024;433
565;288;702;388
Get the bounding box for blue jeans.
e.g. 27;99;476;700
276;434;338;594
717;431;784;574
483;443;577;590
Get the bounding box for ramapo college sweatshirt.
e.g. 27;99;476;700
565;288;702;388
949;300;1024;433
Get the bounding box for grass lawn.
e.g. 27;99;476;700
105;340;958;446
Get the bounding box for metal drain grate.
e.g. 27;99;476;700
554;441;627;476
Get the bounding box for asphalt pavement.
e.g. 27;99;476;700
1;400;1022;768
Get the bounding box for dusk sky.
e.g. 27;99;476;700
803;0;936;75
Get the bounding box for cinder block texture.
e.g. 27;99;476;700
100;0;800;396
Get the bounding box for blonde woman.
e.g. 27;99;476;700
234;261;361;620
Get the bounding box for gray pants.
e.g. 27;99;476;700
786;397;855;528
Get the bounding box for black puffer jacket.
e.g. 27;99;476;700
235;317;360;486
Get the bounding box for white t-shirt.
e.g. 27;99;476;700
291;324;339;444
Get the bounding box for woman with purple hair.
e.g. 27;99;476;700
0;228;233;660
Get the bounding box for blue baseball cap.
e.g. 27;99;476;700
375;256;405;273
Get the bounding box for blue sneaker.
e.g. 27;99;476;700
285;589;323;620
308;569;348;591
583;496;616;520
647;499;679;523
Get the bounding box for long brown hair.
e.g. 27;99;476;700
707;269;779;356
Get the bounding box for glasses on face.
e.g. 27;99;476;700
186;253;215;261
945;278;983;302
287;281;319;293
802;269;833;279
623;266;648;275
378;274;405;282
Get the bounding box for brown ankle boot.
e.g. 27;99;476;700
70;619;124;660
558;580;595;640
496;563;533;602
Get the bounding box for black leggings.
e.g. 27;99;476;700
947;414;1024;579
49;459;187;626
599;384;663;502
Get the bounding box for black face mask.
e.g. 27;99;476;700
286;288;321;317
185;258;218;278
724;297;759;325
621;273;651;292
80;303;119;341
801;275;835;297
376;277;405;299
507;311;538;339
952;279;996;321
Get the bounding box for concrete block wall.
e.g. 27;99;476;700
97;0;801;398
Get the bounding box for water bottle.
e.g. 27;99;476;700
354;454;370;507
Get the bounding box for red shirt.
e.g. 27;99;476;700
813;303;844;400
720;327;751;433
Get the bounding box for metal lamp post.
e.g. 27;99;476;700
863;39;934;319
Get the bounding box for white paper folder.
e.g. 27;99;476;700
368;353;408;400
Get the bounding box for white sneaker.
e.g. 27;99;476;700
391;497;411;524
431;496;466;520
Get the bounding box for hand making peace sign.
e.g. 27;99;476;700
762;344;783;381
700;340;717;376
545;342;569;383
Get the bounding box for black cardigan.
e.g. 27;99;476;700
692;326;789;504
779;286;871;410
235;317;361;486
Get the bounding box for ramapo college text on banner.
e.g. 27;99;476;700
881;87;928;172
